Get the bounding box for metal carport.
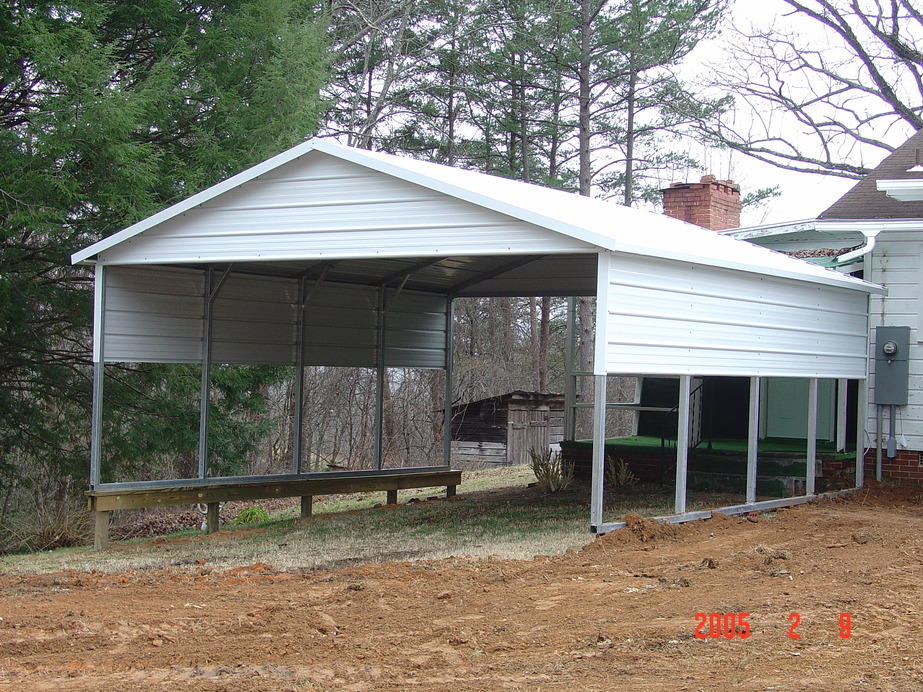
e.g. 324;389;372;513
72;138;884;535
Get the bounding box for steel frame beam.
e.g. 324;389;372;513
746;376;760;504
89;265;107;489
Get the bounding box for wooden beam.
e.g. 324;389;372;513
87;470;463;512
387;489;398;505
300;495;313;518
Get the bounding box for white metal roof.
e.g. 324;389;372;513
73;138;880;295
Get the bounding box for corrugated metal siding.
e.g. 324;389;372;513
868;232;923;449
104;267;205;362
96;153;589;266
602;254;870;378
103;267;447;368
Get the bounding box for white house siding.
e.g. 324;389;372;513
94;153;589;266
868;229;923;450
599;253;871;379
102;266;448;368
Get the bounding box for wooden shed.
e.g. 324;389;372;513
451;391;565;466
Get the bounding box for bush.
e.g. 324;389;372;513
606;457;638;488
232;506;270;526
529;448;574;494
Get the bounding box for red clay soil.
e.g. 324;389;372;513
2;485;923;691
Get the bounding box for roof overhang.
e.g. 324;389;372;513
877;178;923;202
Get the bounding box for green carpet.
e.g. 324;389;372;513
560;435;854;459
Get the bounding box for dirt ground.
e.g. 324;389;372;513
2;485;923;691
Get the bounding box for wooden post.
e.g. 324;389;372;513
94;511;110;550
300;495;313;518
206;502;220;533
387;489;398;505
446;484;456;498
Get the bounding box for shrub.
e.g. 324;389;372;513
232;506;270;526
606;457;638;488
529;448;574;494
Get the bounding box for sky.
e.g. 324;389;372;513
681;0;900;227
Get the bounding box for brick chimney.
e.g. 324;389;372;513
661;175;741;231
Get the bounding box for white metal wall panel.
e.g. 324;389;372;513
301;283;377;367
384;291;449;368
104;267;205;363
602;254;870;379
211;273;298;365
867;231;923;449
103;267;447;368
95;153;590;265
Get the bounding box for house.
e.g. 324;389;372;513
451;391;565;466
723;130;923;484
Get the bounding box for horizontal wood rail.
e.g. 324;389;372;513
87;469;462;550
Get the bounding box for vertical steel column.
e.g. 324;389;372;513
564;297;577;440
442;297;455;467
89;265;107;489
806;378;818;495
674;375;692;514
589;374;607;529
292;277;307;473
856;378;868;488
836;378;848;452
198;268;214;479
374;287;386;470
746;376;760;504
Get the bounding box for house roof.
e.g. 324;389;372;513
72;138;876;294
820;129;923;220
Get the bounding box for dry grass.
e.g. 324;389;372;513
0;465;742;576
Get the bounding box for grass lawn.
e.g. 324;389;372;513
0;464;742;575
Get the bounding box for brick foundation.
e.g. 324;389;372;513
864;449;923;484
563;445;860;495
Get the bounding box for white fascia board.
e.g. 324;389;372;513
71;139;323;264
877;178;923;201
721;219;819;240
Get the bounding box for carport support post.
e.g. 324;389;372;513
443;298;455;466
198;267;214;479
374;287;386;470
292;277;306;473
589;374;607;529
856;379;868;488
807;378;818;495
674;375;692;514
746;376;760;504
89;264;107;489
564;298;577;440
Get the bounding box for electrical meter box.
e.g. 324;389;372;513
874;326;911;405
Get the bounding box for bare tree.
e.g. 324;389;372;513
696;0;923;178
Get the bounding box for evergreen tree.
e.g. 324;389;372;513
0;0;327;526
